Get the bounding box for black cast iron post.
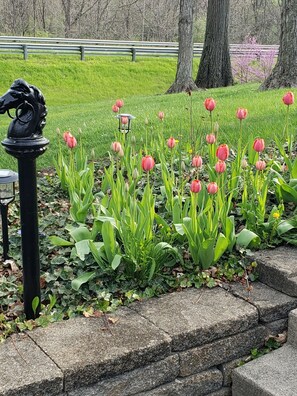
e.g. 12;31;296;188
0;79;49;319
1;204;9;260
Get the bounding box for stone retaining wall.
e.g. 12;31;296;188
1;282;297;396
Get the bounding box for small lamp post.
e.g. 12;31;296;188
116;113;135;134
0;169;18;260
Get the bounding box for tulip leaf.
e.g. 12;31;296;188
75;239;90;261
49;236;74;247
71;271;95;291
111;254;122;270
214;233;229;263
70;226;92;242
236;229;260;249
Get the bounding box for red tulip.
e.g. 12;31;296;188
141;155;155;172
158;111;165;121
215;160;226;173
121;116;129;125
112;104;119;113
116;99;124;108
207;182;218;195
192;155;203;168
256;160;266;171
66;135;77;149
236;108;248;120
190;179;202;193
111;141;122;153
282;92;294;106
204;98;216;112
216;144;229;161
167;137;176;149
253;138;265;152
206;134;216;144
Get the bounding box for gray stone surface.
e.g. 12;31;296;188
229;281;297;322
288;308;297;347
265;318;288;335
206;388;231;396
253;247;297;296
232;344;297;396
0;333;63;396
29;307;171;392
179;326;267;377
138;369;223;396
67;355;179;396
131;288;258;351
219;356;249;386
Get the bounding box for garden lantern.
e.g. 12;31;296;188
0;169;18;260
116;113;135;134
0;79;49;319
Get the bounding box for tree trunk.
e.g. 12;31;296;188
260;0;297;89
167;0;198;93
195;0;233;88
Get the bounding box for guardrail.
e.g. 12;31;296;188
0;36;279;61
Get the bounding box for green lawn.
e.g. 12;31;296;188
0;55;295;170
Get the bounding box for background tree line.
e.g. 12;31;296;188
0;0;281;45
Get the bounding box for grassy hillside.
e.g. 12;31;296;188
0;55;295;170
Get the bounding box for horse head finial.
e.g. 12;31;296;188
0;79;47;139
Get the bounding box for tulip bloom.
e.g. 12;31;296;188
112;104;119;113
63;130;72;142
282;92;294;106
121;116;129;125
158;111;165;121
111;141;122;153
206;134;216;144
66;135;77;149
256;160;266;171
116;99;124;108
216;144;229;161
236;108;248;120
192;155;203;168
215;160;226;173
190;179;202;193
167;137;176;149
141;155;155;172
253;138;265;152
207;182;218;195
204;98;216;112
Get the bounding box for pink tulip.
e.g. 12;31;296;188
256;160;266;171
111;141;122;153
63;130;72;142
158;111;165;121
116;99;124;108
192;155;203;168
206;134;216;144
141;155;155;172
282;92;294;106
204;98;216;112
236;108;248;120
253;138;265;152
216;144;229;161
215;160;226;173
190;179;202;193
66;135;77;149
207;182;218;195
112;104;119;113
167;137;176;149
121;116;129;125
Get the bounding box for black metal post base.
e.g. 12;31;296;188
0;204;9;260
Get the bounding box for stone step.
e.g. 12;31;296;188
287;308;297;347
252;246;297;297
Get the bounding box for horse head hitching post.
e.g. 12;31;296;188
0;79;49;319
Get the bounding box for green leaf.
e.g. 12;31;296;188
214;233;229;263
236;229;261;249
49;236;74;246
277;220;295;236
75;239;91;261
89;240;106;270
71;271;95;291
70;226;92;242
111;254;122;270
32;296;40;316
199;239;215;270
102;221;116;264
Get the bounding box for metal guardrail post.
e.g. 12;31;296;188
23;44;28;60
80;46;85;61
132;47;136;62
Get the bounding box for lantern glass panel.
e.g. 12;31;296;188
0;182;14;203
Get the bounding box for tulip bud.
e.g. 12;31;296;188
215;160;226;173
204;98;216;112
141;155;155;172
167;137;176;149
111;141;122;153
121;116;129;125
56;128;61;135
112;104;119;113
130;135;136;145
181;161;186;171
241;158;248;169
145;117;149;125
236;108;248;120
132;168;139;180
116;99;124;108
214;122;219;133
207;182;218;195
63;130;72;142
206;134;216;144
253;138;265;152
118;148;124;157
190;179;202;193
216;144;229;161
256;160;266;171
158;111;165;121
66;135;77;149
282;92;294;106
192;155;203;168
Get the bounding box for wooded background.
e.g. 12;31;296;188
0;0;281;44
